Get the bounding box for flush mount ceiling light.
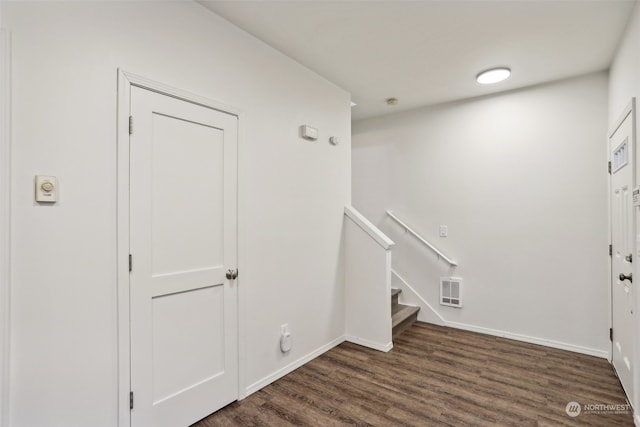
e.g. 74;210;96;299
476;67;511;84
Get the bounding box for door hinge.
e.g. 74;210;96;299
130;391;134;410
610;327;613;342
609;244;613;257
129;254;132;272
608;161;612;174
129;115;133;135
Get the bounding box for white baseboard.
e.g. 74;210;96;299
244;335;346;397
392;270;608;359
635;412;640;427
444;320;608;359
345;335;392;352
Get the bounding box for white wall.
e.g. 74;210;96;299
353;72;609;356
344;207;393;352
609;2;640;126
1;2;350;426
609;1;640;421
0;24;11;427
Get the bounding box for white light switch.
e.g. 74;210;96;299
439;225;448;237
35;175;58;203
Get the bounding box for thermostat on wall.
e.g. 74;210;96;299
300;125;318;141
634;186;640;207
35;175;58;203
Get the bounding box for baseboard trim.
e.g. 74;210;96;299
244;335;346;397
443;321;608;359
391;270;608;359
635;411;640;426
345;335;393;352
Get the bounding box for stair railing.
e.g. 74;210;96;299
386;210;458;267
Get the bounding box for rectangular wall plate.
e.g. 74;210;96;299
35;175;58;203
300;125;318;141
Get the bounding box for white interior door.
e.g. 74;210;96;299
610;106;635;405
129;86;238;427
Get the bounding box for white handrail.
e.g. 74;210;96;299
345;206;395;250
386;210;458;267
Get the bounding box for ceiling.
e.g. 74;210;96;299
199;0;636;120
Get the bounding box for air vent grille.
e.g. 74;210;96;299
440;277;462;308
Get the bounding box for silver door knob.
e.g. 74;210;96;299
619;273;632;283
226;269;238;280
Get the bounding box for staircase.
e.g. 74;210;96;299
391;288;420;338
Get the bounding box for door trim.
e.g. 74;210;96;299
116;70;242;426
610;99;635;139
0;28;11;427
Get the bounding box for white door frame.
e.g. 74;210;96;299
116;70;243;427
0;28;12;427
608;98;637;416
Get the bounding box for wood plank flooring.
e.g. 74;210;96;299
193;322;634;426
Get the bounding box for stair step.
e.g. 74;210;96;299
392;304;420;339
392;304;419;329
391;288;401;309
392;301;403;315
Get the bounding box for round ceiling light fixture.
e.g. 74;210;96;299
476;67;511;84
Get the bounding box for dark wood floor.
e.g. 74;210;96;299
194;322;634;426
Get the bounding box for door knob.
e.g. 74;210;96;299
226;269;238;280
619;273;633;283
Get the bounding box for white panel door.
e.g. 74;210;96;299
610;108;634;405
129;86;238;427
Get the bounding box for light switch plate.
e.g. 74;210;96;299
439;225;448;237
35;175;58;203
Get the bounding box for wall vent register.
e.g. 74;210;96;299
440;277;462;308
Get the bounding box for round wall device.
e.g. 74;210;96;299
280;331;292;353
